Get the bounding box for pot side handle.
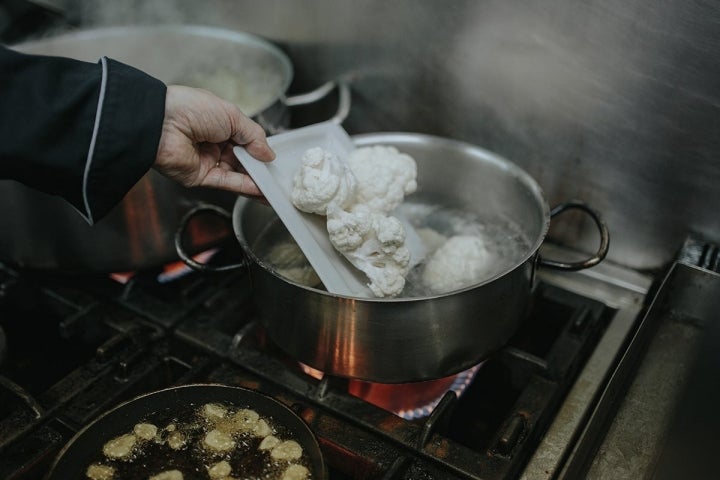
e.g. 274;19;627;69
538;201;610;271
174;203;249;272
276;80;351;126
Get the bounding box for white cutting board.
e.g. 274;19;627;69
234;122;425;298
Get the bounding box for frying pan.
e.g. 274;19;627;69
45;384;326;479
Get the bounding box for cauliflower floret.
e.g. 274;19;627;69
347;145;417;214
102;433;136;459
149;471;183;480
327;204;410;297
86;464;114;480
291;147;357;214
422;235;493;294
290;145;419;297
416;227;448;255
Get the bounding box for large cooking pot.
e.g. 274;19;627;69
1;25;340;272
45;384;327;479
177;132;609;383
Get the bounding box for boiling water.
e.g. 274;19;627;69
399;201;533;296
253;199;533;298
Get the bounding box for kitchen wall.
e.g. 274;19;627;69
57;0;720;271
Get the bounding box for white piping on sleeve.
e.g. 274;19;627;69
79;56;109;225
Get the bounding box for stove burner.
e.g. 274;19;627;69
348;364;483;420
299;362;482;419
109;249;218;285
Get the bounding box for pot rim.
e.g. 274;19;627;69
233;132;551;302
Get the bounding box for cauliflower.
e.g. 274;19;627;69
422;235;493;294
347;146;417;214
327;204;411;297
416;227;448;255
291;147;357;215
290;145;418;297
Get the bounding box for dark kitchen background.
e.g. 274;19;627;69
14;0;717;273
5;0;719;272
1;1;720;479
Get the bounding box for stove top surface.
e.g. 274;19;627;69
0;243;651;480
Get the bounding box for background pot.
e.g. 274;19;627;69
178;132;609;383
2;25;338;272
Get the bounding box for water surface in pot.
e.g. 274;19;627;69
251;195;532;298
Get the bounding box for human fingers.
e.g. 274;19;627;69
157;86;274;194
203;169;263;197
164;85;273;162
229;110;275;162
211;142;240;172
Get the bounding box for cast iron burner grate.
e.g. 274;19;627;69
0;247;614;480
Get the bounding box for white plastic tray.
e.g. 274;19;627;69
234;122;424;298
234;122;368;296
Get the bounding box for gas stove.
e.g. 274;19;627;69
0;240;651;480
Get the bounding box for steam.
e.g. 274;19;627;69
71;0;191;26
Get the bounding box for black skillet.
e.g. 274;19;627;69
45;384;326;479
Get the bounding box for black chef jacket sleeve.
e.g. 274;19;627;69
0;45;167;224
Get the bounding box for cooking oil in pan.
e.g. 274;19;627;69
85;402;313;480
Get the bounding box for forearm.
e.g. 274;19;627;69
0;45;166;223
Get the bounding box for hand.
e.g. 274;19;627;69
154;85;275;198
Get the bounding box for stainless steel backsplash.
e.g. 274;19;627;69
61;0;720;271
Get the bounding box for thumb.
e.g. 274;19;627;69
230;111;275;162
242;136;276;162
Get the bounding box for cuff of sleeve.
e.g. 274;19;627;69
82;57;167;224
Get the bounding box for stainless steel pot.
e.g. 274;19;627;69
178;132;609;383
1;25;340;272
